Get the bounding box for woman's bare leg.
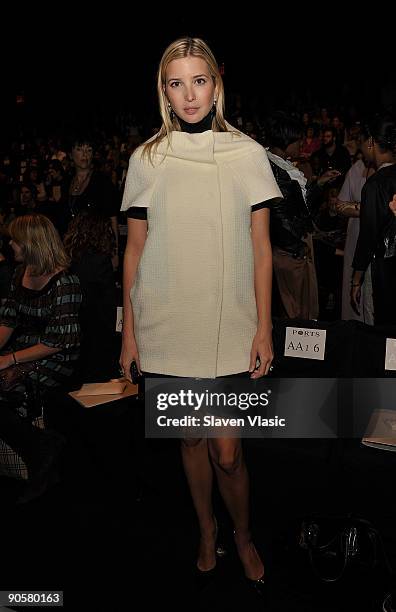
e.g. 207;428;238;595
208;437;264;580
181;438;216;571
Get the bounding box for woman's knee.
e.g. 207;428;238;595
209;446;242;475
181;437;205;449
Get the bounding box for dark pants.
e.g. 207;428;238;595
0;397;38;466
372;256;396;325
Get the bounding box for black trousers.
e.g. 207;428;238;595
0;397;38;466
371;255;396;325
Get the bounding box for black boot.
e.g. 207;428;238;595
17;428;66;504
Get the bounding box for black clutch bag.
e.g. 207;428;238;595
130;360;142;385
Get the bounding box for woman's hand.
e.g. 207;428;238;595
389;194;396;216
249;329;274;379
112;253;119;271
317;169;341;187
0;354;14;371
350;283;361;316
335;200;360;217
119;336;141;382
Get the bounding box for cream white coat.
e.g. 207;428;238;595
121;127;282;377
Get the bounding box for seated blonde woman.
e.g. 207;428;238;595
0;213;82;503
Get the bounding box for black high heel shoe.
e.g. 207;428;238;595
234;530;267;599
245;573;267;599
195;516;227;587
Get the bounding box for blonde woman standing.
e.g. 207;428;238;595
120;37;282;594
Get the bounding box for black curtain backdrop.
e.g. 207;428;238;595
1;10;394;143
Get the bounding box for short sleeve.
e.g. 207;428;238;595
226;145;283;207
41;275;82;350
120;147;162;212
251;199;279;212
127;206;148;220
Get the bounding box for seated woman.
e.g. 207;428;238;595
0;213;82;502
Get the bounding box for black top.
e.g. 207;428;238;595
127;112;271;220
0;260;13;300
178;110;214;133
311;144;352;176
59;171;120;235
71;251;117;382
353;164;396;271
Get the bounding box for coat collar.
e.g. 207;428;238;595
154;123;260;164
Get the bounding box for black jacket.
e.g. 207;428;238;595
353;164;396;271
269;160;322;258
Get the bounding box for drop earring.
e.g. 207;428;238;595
167;103;174;120
211;99;217;119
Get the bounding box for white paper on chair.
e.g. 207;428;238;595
68;379;138;408
73;380;127;397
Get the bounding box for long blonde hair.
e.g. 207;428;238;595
143;37;229;161
9;214;70;276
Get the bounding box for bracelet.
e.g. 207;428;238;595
12;352;18;365
351;283;361;287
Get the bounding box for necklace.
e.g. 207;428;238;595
71;171;92;194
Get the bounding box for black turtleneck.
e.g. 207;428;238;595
127;115;272;220
177;110;214;134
